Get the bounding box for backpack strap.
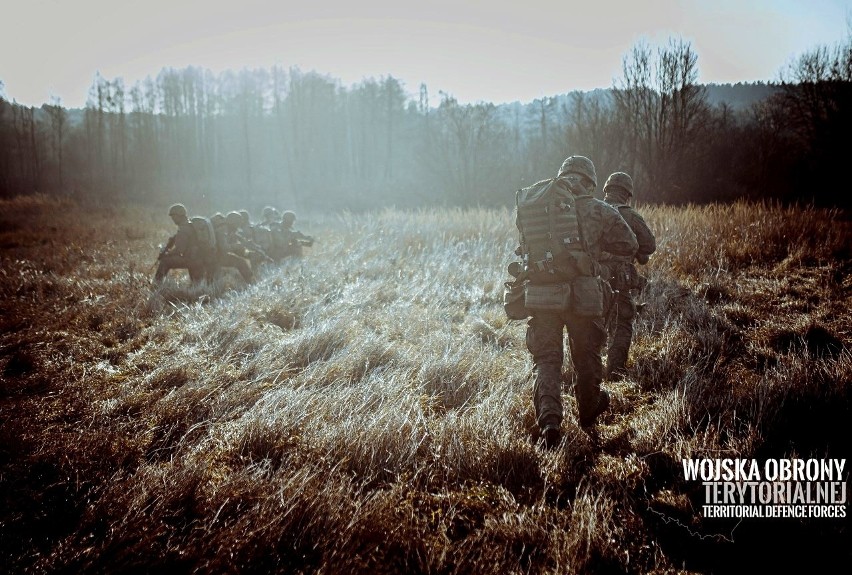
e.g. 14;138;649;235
515;188;529;269
562;194;598;276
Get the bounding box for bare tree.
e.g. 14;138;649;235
525;96;559;177
284;69;342;195
427;93;509;203
11;104;40;193
774;31;852;202
559;91;625;191
0;83;10;194
45;96;67;192
613;37;710;203
271;65;292;205
382;76;405;180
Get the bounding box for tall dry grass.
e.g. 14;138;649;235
1;197;849;574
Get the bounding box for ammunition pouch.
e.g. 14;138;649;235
519;275;608;318
503;281;530;320
525;282;572;312
607;262;644;292
566;251;597;277
571;276;606;317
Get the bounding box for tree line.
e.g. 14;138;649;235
1;34;850;211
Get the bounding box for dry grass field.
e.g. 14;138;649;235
1;195;850;574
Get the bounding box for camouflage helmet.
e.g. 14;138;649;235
281;210;296;224
238;210;251;226
557;156;597;188
603;172;634;196
262;206;277;219
210;212;226;227
168;203;187;218
226;211;243;226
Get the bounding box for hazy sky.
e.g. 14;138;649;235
1;0;850;108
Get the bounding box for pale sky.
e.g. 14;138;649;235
1;0;850;108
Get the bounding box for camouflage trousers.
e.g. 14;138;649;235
606;290;636;378
154;254;204;284
269;245;303;262
526;311;607;428
215;252;254;284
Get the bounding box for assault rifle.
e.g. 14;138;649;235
235;231;275;263
157;236;176;260
151;239;172;272
286;230;314;248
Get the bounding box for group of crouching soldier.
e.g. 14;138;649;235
154;203;314;286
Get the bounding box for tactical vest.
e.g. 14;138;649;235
516;178;596;281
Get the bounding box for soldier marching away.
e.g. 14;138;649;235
511;156;638;448
601;172;657;380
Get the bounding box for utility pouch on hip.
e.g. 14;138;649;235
503;281;530;320
524;282;572;312
571;276;604;317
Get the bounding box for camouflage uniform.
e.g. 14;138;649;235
277;211;314;259
154;204;204;284
602;172;656;380
260;206;285;262
212;213;254;284
238;210;252;227
246;206;281;262
522;157;637;445
230;210;273;271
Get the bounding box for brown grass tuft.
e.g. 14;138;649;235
1;198;849;574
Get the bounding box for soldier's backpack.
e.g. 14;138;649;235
212;223;228;257
515;178;597;278
190;216;217;260
513;177;604;317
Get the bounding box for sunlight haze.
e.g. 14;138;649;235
1;0;850;107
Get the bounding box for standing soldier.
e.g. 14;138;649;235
512;156;637;448
601;172;656;380
278;211;314;259
154;203;203;285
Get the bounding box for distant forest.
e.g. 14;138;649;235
1;35;850;211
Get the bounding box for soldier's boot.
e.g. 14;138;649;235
606;340;630;381
540;422;561;449
579;389;610;429
153;260;171;283
534;363;563;448
606;359;628;381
